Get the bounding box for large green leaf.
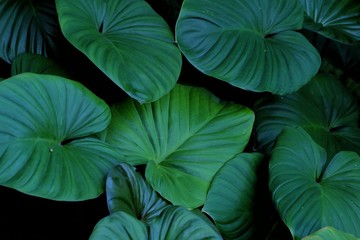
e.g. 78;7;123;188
255;74;360;158
270;127;360;239
0;0;60;63
89;212;148;240
302;226;360;240
106;84;254;208
149;206;222;239
90;206;221;239
106;164;169;223
0;73;119;200
299;0;360;44
202;153;263;239
11;53;69;77
175;0;320;94
56;0;182;103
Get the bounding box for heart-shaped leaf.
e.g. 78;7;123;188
89;212;148;240
302;226;360;240
0;0;60;63
149;206;222;239
202;153;264;239
299;0;360;44
270;127;360;239
106;164;169;223
56;0;182;103
175;0;320;94
0;73;119;200
106;84;254;208
11;53;69;77
255;74;360;158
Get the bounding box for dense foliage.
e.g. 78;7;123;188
0;0;359;239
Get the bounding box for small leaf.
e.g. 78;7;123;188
302;226;360;240
106;84;254;208
11;53;69;77
270;127;360;239
89;212;148;240
0;0;60;63
0;73;118;200
106;164;169;223
299;0;360;44
176;0;320;94
56;0;182;103
203;153;264;239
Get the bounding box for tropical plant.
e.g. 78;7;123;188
0;0;359;239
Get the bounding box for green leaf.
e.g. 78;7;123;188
255;74;360;158
56;0;182;103
0;0;60;63
89;212;148;240
149;206;222;239
202;153;264;239
302;226;360;240
299;0;360;44
270;127;360;239
175;0;320;94
106;84;254;208
106;164;169;223
0;73;119;200
11;53;69;77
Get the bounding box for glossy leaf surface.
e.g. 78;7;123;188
270;127;360;239
299;0;360;44
106;164;169;223
255;74;360;157
106;84;254;208
56;0;182;103
302;226;360;240
0;73;118;200
176;0;320;94
203;153;263;239
0;0;59;63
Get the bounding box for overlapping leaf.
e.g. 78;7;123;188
302;226;360;240
11;53;69;77
176;0;320;94
0;0;60;63
255;74;360;158
202;153;264;239
270;127;360;239
0;73;119;200
56;0;182;103
106;84;254;208
299;0;360;44
106;164;169;223
90;206;222;239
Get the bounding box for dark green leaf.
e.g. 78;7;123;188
11;53;69;77
0;0;60;63
299;0;360;44
270;127;360;239
0;73;119;200
56;0;182;103
106;164;169;223
302;226;360;240
176;0;320;94
203;153;264;239
89;212;148;240
255;74;360;158
106;84;254;208
149;206;222;239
